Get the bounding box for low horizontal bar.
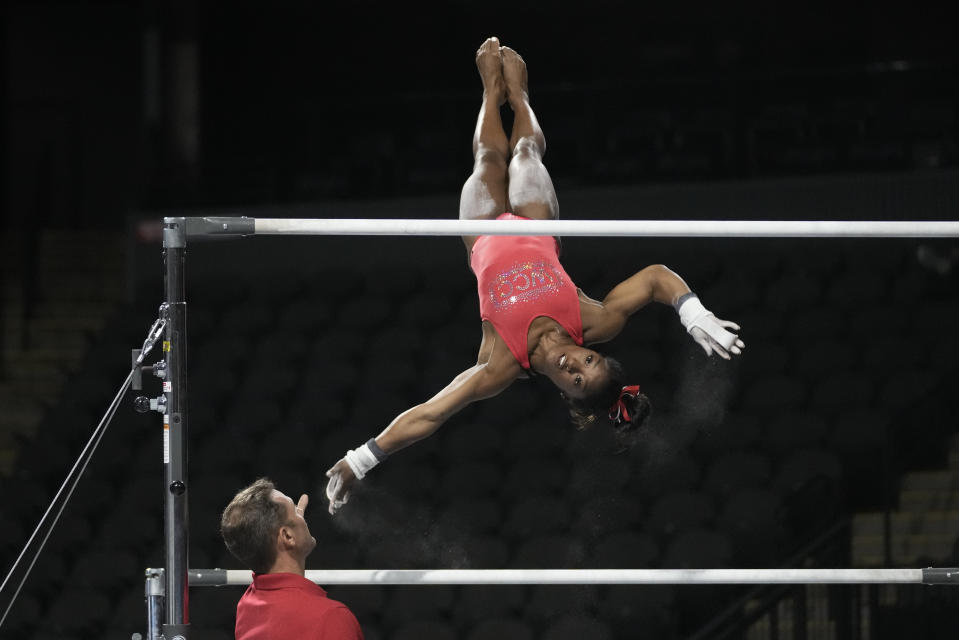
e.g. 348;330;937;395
175;217;959;239
184;568;959;587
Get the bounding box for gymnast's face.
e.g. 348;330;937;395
546;346;610;400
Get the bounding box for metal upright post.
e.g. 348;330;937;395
162;218;190;639
145;568;165;640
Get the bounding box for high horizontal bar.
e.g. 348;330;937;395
177;216;959;239
185;567;959;587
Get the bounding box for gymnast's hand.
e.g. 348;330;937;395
676;294;745;360
325;459;356;515
688;315;745;360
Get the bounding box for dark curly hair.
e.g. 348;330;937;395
565;355;651;433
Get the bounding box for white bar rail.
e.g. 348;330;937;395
255;218;959;238
186;567;959;586
177;216;959;239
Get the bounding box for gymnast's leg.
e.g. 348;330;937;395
459;37;510;254
502;46;559;223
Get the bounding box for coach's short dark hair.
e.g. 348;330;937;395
220;478;288;574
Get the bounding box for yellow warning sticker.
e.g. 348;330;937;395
163;341;171;352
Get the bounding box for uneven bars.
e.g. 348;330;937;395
177;217;959;239
187;568;959;586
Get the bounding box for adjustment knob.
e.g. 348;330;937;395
134;396;151;413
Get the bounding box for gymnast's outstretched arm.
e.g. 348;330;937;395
583;264;745;359
324;362;515;514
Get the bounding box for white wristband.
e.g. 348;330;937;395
344;443;380;480
677;295;712;333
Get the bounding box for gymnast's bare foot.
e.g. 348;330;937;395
476;37;506;106
501;46;529;107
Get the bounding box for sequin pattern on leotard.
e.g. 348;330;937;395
488;260;567;310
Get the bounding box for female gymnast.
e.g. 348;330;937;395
325;37;745;514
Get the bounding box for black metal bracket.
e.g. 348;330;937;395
922;567;959;585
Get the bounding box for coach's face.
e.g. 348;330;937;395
272;490;317;560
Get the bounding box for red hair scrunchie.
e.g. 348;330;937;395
609;385;641;425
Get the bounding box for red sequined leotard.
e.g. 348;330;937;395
470;213;583;369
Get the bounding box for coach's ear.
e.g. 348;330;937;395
277;524;296;551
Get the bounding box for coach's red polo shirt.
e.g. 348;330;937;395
235;572;363;640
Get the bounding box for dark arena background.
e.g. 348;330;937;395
2;1;959;639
